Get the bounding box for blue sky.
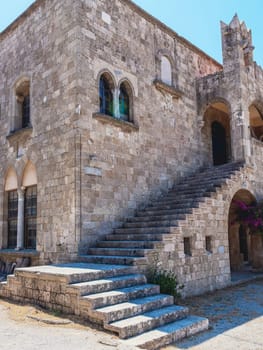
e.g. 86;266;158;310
0;0;262;66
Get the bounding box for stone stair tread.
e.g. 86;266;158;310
70;273;146;294
81;284;159;308
94;294;174;322
99;240;160;249
107;305;189;338
79;255;148;266
83;284;157;300
125;315;209;349
14;263;137;283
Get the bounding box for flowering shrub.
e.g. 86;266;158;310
234;200;263;234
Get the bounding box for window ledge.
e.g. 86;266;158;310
93;113;139;132
153;80;183;98
0;249;39;257
7;126;33;140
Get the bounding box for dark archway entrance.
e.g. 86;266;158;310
212;121;227;165
228;190;258;272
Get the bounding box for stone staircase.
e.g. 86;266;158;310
80;161;244;267
0;162;245;349
0;263;208;350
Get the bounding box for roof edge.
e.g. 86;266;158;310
0;0;44;41
121;0;222;68
0;0;223;69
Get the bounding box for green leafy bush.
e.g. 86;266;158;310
147;267;184;301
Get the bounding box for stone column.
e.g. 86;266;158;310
113;88;120;119
16;187;25;250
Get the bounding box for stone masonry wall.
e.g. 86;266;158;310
74;0;222;250
0;0;81;263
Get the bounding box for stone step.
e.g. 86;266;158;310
79;255;148;266
152;191;213;204
146;202;203;212
165;187;218;198
97;241;158;249
106;305;189;339
87;247;149;257
171;179;227;191
137;206;199;216
69;273;147;296
123;219;183;228
81;284;160;309
105;234;166;242
114;227;171;234
14;263;137;284
126;315;209;350
183;170;237;183
130;211;193;222
93;294;174;323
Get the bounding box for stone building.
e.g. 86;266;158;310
0;0;263;297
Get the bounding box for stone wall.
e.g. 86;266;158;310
74;0;222;250
0;0;81;263
144;165;257;297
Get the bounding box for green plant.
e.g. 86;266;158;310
147;267;184;301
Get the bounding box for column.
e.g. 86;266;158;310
113;88;120;119
16;187;25;250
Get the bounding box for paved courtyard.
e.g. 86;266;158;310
0;278;262;350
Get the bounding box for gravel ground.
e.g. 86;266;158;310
0;279;262;350
163;279;263;350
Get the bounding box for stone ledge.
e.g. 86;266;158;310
6;126;33;141
93;113;139;132
153;80;183;98
0;249;39;257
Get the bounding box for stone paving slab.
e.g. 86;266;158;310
163;279;263;350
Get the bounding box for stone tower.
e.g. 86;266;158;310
220;14;255;161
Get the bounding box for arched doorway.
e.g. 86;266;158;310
212;121;227;165
228;190;256;272
202;101;231;166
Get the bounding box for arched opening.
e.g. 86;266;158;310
4;168;18;249
203;101;231;166
119;81;133;122
249;104;263;142
22;162;38;250
212;121;227;165
228;189;261;272
161;56;172;86
13;77;31;131
99;73;114;117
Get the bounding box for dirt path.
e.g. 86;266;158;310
0;299;137;350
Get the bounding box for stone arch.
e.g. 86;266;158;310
96;69;117;90
4;167;18;191
228;189;262;271
11;75;32;132
156;49;177;86
201;99;232;166
248;100;263;141
22;161;37;187
118;78;134;122
98;70;116;117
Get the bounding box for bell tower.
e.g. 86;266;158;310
221;14;254;72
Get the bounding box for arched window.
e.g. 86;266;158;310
22;162;37;250
5;168;18;249
161;56;172;86
99;74;113;116
119;82;130;121
14;78;31;131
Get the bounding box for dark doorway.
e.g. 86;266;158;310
239;225;249;262
212;121;227;165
